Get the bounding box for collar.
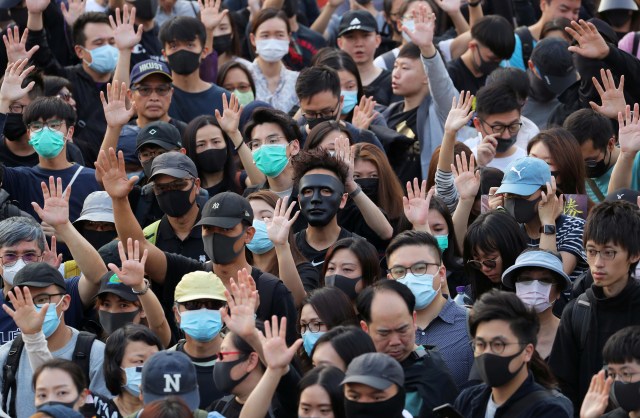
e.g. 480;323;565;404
434;296;458;325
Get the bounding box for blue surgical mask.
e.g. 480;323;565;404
435;234;449;251
253;144;289;178
179;308;223;342
341;91;358;115
397;272;440;310
302;330;325;356
83;44;119;74
402;19;415;43
247;219;274;255
122;366;142;397
36;298;64;338
29;127;66;159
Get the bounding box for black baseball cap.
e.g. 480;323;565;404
341;353;404;390
149;152;198;180
605;188;640;205
530;38;579;95
96;271;137;302
135;121;182;153
12;262;65;292
130;59;172;85
195;192;253;228
338;10;378;37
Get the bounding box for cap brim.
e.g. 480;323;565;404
73;213;114;224
195;216;242;228
143;389;200;412
131;71;172;85
149;167;192;180
135;139;179;152
495;183;541;196
341;375;393;390
543;72;579;95
97;287;138;302
502;263;571;290
175;293;226;303
338;25;377;36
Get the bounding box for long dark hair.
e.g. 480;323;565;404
298;365;346;418
429;196;463;268
321;237;381;288
298;287;359;335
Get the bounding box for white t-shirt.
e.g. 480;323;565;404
470;132;527;172
485;395;499;418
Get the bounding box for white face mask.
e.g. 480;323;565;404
515;280;553;313
255;39;290;62
2;259;26;285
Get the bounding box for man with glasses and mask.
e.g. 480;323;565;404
356;279;457;418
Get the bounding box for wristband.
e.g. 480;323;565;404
234;141;245;152
349;185;362;198
132;278;151;295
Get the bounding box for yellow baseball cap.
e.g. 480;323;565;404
174;271;227;303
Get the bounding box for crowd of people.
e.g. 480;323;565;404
0;0;639;416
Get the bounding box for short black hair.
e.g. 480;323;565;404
485;67;529;106
386;230;441;265
304;120;352;151
43;75;72;98
23;71;44;100
295;66;341;102
563;108;614;150
356;279;415;324
603;326;640;365
292;148;349;189
297;366;345;418
583;201;640;260
23;97;76;127
469;289;538;342
73;12;110;47
243;107;301;143
311;325;377;366
471;15;516;60
475;83;521;119
217;61;256;96
397;42;421;60
159;16;206;48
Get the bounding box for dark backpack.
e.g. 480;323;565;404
632;31;640;57
2;331;96;417
570;293;591;350
516;26;535;66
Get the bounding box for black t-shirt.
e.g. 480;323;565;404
446;57;486;95
297;261;320;293
383;103;421;184
155;213;207;262
87;392;123;418
364;69;401;106
338;199;390;255
130;24;163;68
0;137;85;168
294;228;360;272
176;341;222;410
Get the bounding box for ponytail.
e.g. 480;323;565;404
528;350;558;389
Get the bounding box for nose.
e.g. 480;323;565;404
310;189;322;203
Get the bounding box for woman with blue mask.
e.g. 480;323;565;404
247;191;319;307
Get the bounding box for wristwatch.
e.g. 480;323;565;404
540;224;556;235
132;278;151;295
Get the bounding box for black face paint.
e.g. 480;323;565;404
298;174;345;227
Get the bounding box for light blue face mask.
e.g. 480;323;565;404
435;234;449;251
35;298;64;338
397;272;440;310
122;366;143;397
302;330;325;356
402;19;415;43
247;219;275;255
341;91;358;115
83;44;119;74
179;308;223;342
29;127;65;159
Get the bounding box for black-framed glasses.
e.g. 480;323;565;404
152;178;195;195
0;253;42;267
300;321;325;334
28;119;65;133
479;119;523;135
138;149;167;160
586;248;617;261
178;299;224;311
387;262;440;280
302;104;340;120
470;338;524;354
32;293;65;308
584;149;607;168
466;257;498;270
9;104;26;114
132;84;172;97
604;366;640;383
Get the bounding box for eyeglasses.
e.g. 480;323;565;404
138;149;167;160
586;248;617;261
247;134;287;151
604;366;640;383
132;84;172;97
302;104;340;120
217;351;246;361
470;338;524;355
32;292;65;309
152;178;195;195
466;257;498;270
57;92;74;103
584;150;607;168
0;253;42;267
9;104;26;114
178;299;223;311
28;120;65;133
479;119;523;135
387;262;440;280
300;321;325;334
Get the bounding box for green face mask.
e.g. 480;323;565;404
435;234;449;251
29;127;66;159
233;89;255;107
252;144;289;177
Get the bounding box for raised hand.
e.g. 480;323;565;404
107;238;147;290
404;4;436;56
566;20;609;60
25;0;50;14
403;178;434;231
451;152;480;201
0;59;36;105
436;0;461;14
538;177;564;225
61;0;86;27
334;135;356;192
589;68;625;119
2;287;49;335
618;103;640;155
265;197;299;246
476;134;498;167
31;177;71;228
352;96;378;131
221;270;259;339
261;316;302;373
444;91;474;133
100;81;135;128
41;235;63;269
3;27;39;64
215;93;242;135
198;0;228;32
95;148;139;199
580;370;612;418
110;5;143;51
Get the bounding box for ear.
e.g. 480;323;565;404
161;49;167;60
527;60;535;72
359;319;369;333
138;308;146;320
244;226;256;243
339;192;348;209
246;352;260;372
249;33;256;48
76;388;89;408
375;34;381;48
74;45;86;61
180;148;187;154
412;310;417;327
337;37;344;50
173;305;181;324
66;125;75;139
523;342;535;362
468;39;476;51
630;253;640;264
289;139;300;157
473;117;482;132
60;294;72;312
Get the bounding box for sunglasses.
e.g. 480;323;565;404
466;257;498;270
217;351;246;361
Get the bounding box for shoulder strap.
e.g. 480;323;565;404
586;178;606;202
515;26;534;65
217;394;236;414
134;184;155;225
142;220;161;245
72;331;97;387
571;293;591;350
64;165;84;196
502;389;560;416
633;31;640;57
2;334;25;418
383;51;396;70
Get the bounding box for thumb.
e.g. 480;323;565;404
39;303;50;319
589;101;600;111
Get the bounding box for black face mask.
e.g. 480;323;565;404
495;135;518;154
156;187;195;217
355;178;379;203
475;47;500;75
528;69;556;102
213;34;233;56
308;114;337;131
298;174;345;227
129;0;157;21
212;355;251;394
141;159;154;178
81;228;117;251
585;149;611;178
610;380;640;412
203;229;246;264
344;390;405;418
167;50;201;75
603;9;632;29
504;196;541;224
98;310;140;335
9;7;28;27
474;349;526;387
325;274;360;300
196;148;227;173
3;113;27;140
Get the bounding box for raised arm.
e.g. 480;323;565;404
111;5;143;88
451;152;480;253
588;68;626;120
537;177;563;255
310;0;341;36
31;177;108;308
0;59;35;115
403;178;434;233
3;27;40;65
99;81;136;153
436;0;469;35
608;104;640;193
198;0;227;58
95;148;169;283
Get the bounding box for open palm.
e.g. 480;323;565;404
95;148;138;199
108;238;147;288
0;59;36;103
452;152;480;200
618;103;640;154
444;91;473;133
198;0;228;30
111;5;143;51
32;177;70;228
404;5;436;51
215;93;241;134
221;272;258;338
265;197;299;246
261;316;302;372
101;81;135;127
403;178;433;229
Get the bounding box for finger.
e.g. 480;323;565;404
406;180;414;199
592;76;605;98
278;316;287;339
618;74;625;91
117;239;127;264
56;177;63;198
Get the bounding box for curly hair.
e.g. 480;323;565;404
292;148;349;188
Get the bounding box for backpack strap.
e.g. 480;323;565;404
2;335;24;418
142;220;161;245
586;178;606;202
217;394;236;414
72;331;97;387
501;389;561;416
134;184;155;225
382;51;396;71
633;31;640;57
515;26;535;66
571;293;591;350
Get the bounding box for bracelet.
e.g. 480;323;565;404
468;1;481;6
349;185;362;198
132;278;150;295
234;141;245;152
